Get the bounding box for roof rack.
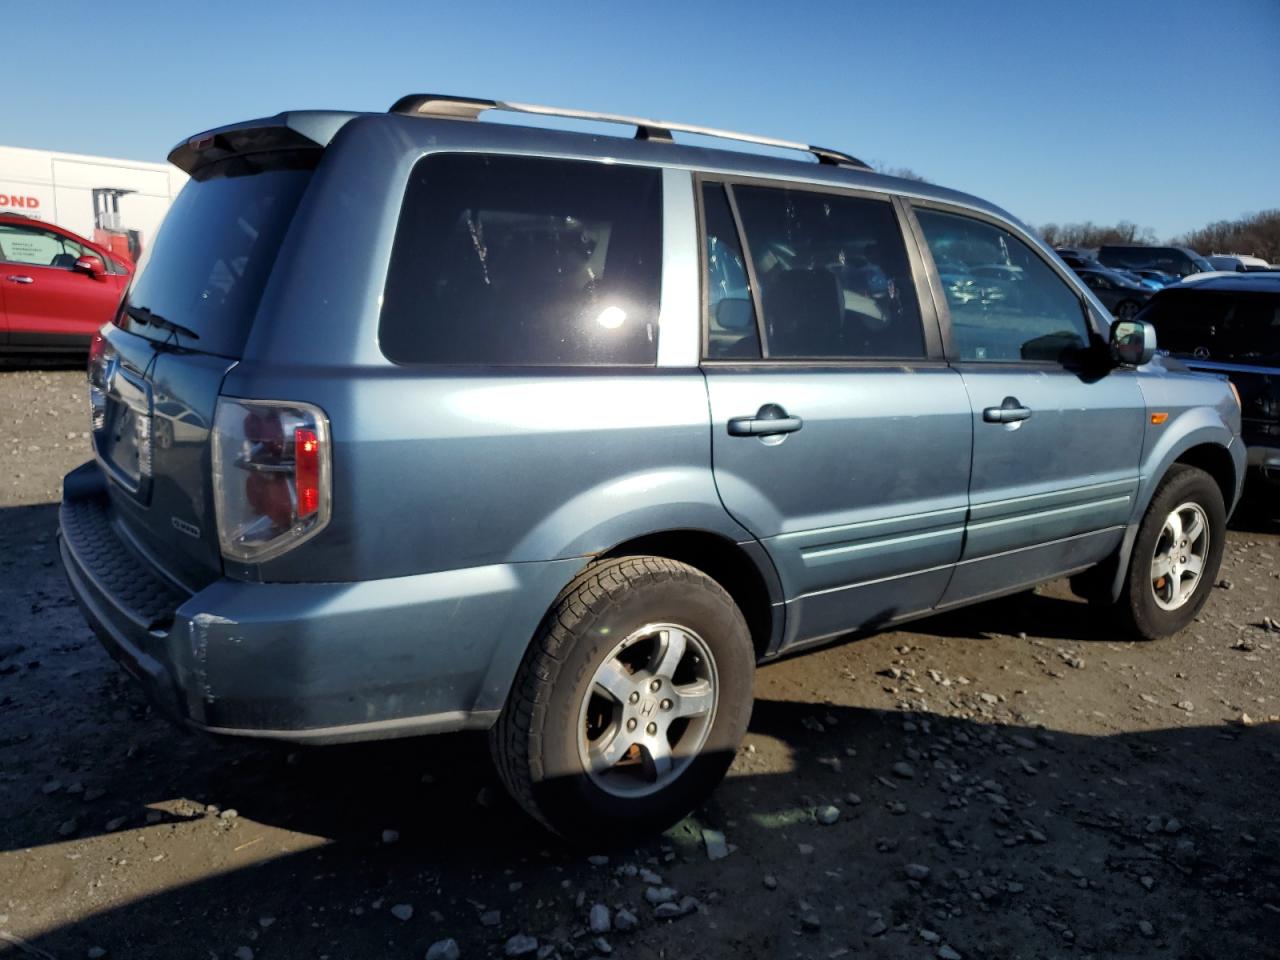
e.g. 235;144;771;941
388;94;871;170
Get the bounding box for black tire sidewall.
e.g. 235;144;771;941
1126;467;1226;638
531;571;753;841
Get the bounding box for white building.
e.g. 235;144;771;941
0;144;187;259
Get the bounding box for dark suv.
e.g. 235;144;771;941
1137;274;1280;490
58;95;1244;840
1098;244;1214;279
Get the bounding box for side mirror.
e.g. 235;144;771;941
74;255;107;280
716;298;755;332
1110;318;1156;366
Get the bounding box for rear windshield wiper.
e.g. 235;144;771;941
125;305;201;342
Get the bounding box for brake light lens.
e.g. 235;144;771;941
294;429;321;517
211;398;331;563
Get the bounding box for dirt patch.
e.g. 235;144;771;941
1;368;1277;960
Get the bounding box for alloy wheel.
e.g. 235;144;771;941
1150;501;1210;611
576;623;718;798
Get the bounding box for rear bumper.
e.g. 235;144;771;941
59;462;579;744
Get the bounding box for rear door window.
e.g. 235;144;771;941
916;208;1090;363
730;185;925;359
380;153;662;366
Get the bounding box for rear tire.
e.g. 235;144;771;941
490;556;754;842
1116;464;1226;640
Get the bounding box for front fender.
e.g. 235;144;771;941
1107;390;1243;602
1134;416;1242;523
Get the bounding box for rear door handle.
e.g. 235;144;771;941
6;275;34;284
727;403;804;437
983;396;1032;423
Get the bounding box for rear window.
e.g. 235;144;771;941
379;153;662;366
1140;290;1280;364
120;152;316;357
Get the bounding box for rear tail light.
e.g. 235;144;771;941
211;398;332;563
87;332;111;431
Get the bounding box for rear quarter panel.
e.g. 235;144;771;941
223;116;748;584
218;365;747;582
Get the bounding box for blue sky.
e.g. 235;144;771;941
8;0;1278;239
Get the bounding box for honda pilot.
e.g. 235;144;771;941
60;95;1245;841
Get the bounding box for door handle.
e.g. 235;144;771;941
983;397;1032;423
727;403;804;437
6;275;34;284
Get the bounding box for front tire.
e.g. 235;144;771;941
490;556;754;842
1117;464;1226;639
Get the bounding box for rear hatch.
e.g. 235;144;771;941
93;121;331;590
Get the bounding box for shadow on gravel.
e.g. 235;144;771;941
907;589;1111;645
0;501;59;541
3;493;1277;959
0;355;88;372
1229;490;1280;536
3;695;1277;959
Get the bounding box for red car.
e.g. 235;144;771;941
0;213;132;354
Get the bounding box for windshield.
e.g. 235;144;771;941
119;152;316;357
1140;290;1280;363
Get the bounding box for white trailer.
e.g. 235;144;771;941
0;144;187;260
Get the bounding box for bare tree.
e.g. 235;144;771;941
1035;211;1279;264
1177;209;1280;263
873;165;930;183
1033;220;1158;250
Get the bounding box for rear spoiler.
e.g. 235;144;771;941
168;111;359;176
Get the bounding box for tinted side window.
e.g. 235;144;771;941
1099;247;1141;268
702;182;760;359
916;209;1089;363
381;154;662;366
732;186;924;359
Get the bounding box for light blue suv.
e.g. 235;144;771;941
59;95;1245;840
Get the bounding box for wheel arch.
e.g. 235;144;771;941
1107;430;1244;603
1169;442;1237;514
598;529;785;660
473;527;785;721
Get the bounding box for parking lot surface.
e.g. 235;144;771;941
1;367;1277;960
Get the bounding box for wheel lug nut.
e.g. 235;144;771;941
661;699;672;711
649;679;661;693
646;722;658;735
628;691;640;704
626;718;637;732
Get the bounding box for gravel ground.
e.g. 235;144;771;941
1;366;1278;960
